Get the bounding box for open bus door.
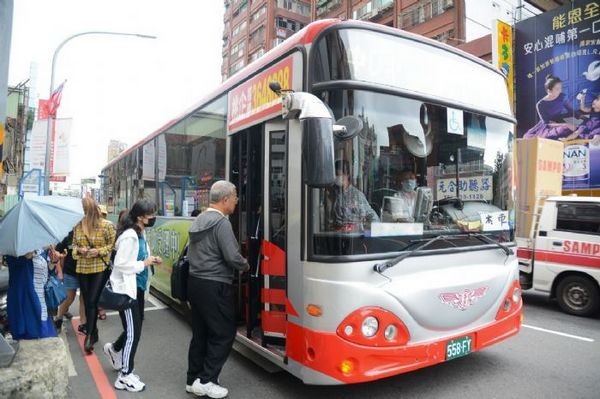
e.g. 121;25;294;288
229;125;262;338
261;121;287;346
229;120;288;350
230;120;287;352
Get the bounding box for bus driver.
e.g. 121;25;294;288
329;160;379;231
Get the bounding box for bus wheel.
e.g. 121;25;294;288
556;275;600;317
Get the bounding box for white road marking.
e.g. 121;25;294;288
72;305;167;319
522;324;595;342
72;294;167;319
147;294;168;309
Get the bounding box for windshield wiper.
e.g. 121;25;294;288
373;235;456;274
469;233;513;256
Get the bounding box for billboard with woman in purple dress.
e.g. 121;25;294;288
560;92;600;144
515;0;600;191
523;74;586;139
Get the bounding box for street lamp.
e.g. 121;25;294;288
44;31;156;195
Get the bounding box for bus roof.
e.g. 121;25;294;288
102;18;505;171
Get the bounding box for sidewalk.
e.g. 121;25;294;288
65;294;197;398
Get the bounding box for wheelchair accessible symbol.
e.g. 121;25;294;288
447;107;464;135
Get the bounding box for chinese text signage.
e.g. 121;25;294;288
515;1;600;190
479;211;510;232
436;175;494;201
228;56;293;132
495;20;514;109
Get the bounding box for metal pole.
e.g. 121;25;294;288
0;0;13;189
44;31;156;195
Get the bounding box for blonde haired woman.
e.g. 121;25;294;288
72;197;116;353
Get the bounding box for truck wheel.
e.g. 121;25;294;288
556;275;600;317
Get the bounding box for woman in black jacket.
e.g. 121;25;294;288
53;231;86;333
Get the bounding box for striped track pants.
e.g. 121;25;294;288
114;301;142;374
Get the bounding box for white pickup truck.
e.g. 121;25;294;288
517;196;600;316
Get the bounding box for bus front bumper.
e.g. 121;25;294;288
286;305;522;385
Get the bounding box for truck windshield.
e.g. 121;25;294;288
308;89;515;257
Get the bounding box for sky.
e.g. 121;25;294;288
8;0;225;185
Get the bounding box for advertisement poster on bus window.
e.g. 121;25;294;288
164;198;175;217
145;217;193;300
105;214;192;300
142;135;167;181
514;0;600;190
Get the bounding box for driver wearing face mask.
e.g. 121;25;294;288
394;171;418;222
330;160;379;231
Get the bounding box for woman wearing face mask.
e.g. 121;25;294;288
395;171;418;222
102;199;162;392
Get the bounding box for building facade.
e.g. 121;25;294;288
221;0;312;80
220;0;568;80
317;0;458;43
107;139;128;163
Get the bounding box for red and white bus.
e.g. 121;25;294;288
101;19;522;384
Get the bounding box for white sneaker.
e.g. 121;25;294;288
187;378;221;394
115;372;146;392
185;384;199;394
103;343;122;370
192;380;228;398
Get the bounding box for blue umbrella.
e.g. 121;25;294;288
0;196;84;257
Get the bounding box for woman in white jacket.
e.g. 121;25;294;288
102;200;162;392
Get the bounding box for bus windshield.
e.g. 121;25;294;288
309;89;515;257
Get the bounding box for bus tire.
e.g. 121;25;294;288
556;275;600;317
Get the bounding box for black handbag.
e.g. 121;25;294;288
98;281;135;311
171;245;189;301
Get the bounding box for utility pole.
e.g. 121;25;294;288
0;0;14;198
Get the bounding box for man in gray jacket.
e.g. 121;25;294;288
186;180;249;399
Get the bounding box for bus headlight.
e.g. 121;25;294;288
384;324;398;341
512;287;521;303
337;307;410;346
361;316;379;337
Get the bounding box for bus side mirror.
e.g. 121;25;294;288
277;90;335;187
302;118;335;187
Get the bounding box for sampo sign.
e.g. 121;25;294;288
563;240;600;257
228;56;293;132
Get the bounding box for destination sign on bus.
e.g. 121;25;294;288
436;175;493;201
228;56;293;132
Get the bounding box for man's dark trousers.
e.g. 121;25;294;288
187;276;236;385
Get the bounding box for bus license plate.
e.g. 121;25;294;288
446;336;473;360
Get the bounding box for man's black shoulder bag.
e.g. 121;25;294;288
171;244;189;302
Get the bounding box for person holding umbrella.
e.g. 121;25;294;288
5;250;57;339
72;197;116;353
0;196;85;340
